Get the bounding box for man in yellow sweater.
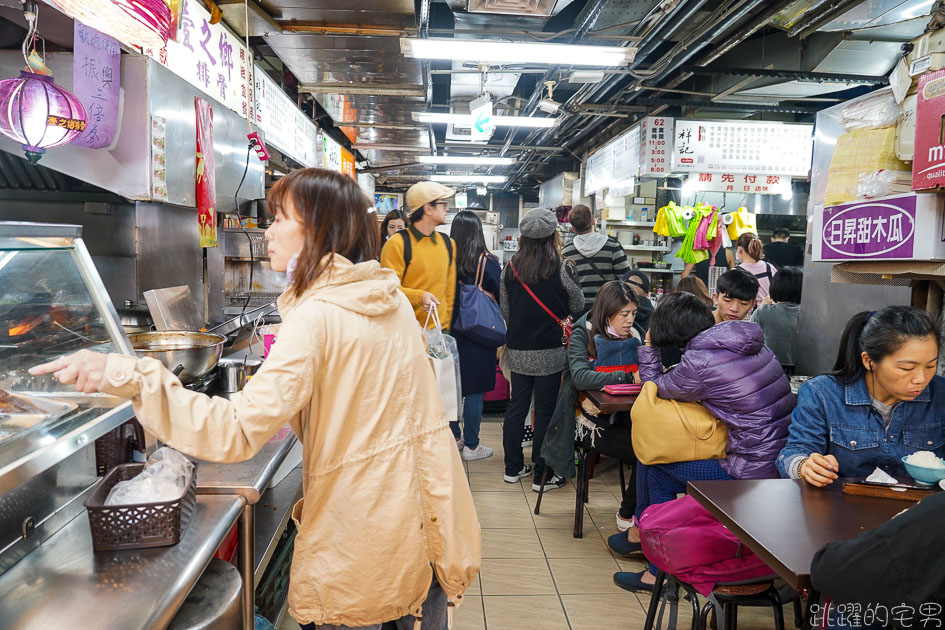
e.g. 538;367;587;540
380;181;457;330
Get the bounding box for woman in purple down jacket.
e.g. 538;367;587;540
610;292;795;593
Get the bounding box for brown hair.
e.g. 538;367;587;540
379;209;408;243
736;232;764;262
674;276;713;308
510;232;562;284
267;168;378;299
568;204;593;233
587;280;638;358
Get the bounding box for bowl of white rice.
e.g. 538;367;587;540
902;451;945;485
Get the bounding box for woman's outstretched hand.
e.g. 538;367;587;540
30;350;108;393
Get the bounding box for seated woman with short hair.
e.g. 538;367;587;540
542;281;643;533
778;306;945;486
610;292;794;593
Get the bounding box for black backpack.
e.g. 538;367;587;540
399;230;453;280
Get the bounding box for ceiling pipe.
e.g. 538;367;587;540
794;0;868;39
499;0;690;187
510;0;768;186
633;97;821;114
631;0;712;63
682;67;888;84
493;0;612;160
786;0;863;38
688;0;799;68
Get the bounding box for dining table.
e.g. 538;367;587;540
687;478;909;627
581;388;637;413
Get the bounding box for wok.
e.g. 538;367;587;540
128;331;225;383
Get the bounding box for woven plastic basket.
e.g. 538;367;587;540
84;461;197;552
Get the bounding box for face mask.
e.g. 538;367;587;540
286;249;302;283
607;324;623;338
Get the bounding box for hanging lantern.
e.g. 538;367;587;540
43;0;171;51
0;71;88;164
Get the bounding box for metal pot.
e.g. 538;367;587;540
128;331;226;383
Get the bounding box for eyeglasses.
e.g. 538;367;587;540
627;280;644;289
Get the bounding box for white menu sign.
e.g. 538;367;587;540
146;0;254;120
254;65;319;167
584;125;642;194
672;120;813;176
584;142;614;194
640;116;673;176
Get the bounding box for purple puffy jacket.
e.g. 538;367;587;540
639;320;796;479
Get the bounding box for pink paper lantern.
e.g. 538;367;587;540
0;71;88;164
44;0;171;50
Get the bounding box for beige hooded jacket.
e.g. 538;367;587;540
98;257;481;627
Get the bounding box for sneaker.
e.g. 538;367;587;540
522;425;534;447
607;531;643;556
613;570;656;593
455;437;464;451
531;475;566;492
503;464;532;484
616;512;635;532
462;444;494;461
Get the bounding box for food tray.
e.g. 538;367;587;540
0;391;77;428
84;461;198;551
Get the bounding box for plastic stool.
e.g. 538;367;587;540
169;558;243;630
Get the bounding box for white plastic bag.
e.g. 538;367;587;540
423;306;462;422
105;447;194;505
856;169;912;199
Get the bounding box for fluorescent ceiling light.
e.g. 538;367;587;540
419;155;515;165
568;70;606;83
401;38;636;67
431;175;508;183
412;112;557;128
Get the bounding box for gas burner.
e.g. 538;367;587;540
185;371;218;394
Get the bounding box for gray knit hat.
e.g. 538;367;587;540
519;207;558;238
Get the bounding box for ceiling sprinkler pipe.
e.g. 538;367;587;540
690;0;798;67
794;0;868;39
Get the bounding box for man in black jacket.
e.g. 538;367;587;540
811;492;945;627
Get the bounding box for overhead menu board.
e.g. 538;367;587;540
584;142;614;194
146;0;254;120
254;65;319;167
672;120;813;176
640;116;673;176
320;132;356;180
583;118;671;194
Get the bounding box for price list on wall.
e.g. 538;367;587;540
254;65;319;167
640;116;673;176
672;120;813;176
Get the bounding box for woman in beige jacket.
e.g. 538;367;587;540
33;168;481;630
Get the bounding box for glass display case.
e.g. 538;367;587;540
0;222;134;496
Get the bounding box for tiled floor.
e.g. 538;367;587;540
277;418;788;629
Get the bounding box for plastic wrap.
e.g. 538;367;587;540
841;89;901;131
105;447;194;505
856;169;913;199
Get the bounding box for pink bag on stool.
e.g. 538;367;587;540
638;495;775;596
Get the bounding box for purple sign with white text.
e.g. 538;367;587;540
73;22;120;149
821;196;916;259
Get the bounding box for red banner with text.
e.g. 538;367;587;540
195;98;217;248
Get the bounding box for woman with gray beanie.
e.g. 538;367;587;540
501;208;585;492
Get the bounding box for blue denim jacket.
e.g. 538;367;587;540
777;374;945;480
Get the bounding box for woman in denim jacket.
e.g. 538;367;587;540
778;306;945;486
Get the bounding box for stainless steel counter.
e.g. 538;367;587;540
194;423;301;629
195;427;298;504
0;494;245;630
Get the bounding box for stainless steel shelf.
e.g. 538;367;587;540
0;495;245;630
254;465;303;586
623;245;671;252
196;428;298;504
